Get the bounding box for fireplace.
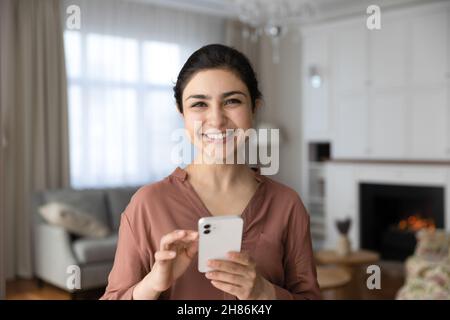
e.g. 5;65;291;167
359;183;445;261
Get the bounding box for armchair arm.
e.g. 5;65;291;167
33;222;79;291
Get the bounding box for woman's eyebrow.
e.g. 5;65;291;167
185;94;211;101
184;91;247;102
221;91;247;98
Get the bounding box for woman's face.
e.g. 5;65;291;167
181;68;256;163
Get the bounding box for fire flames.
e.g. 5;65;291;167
398;214;435;232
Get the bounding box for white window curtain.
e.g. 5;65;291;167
62;0;226;188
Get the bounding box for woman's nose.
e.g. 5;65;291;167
206;103;226;127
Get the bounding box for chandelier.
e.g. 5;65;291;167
232;0;316;63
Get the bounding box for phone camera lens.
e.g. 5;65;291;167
204;230;210;234
204;224;211;229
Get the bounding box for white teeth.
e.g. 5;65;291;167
204;131;234;140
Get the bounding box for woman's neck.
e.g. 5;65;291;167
185;161;254;192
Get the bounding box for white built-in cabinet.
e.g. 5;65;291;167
332;19;370;158
409;10;449;159
369;17;408;159
301;2;450;160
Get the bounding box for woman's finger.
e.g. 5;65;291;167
183;230;199;239
205;270;246;286
154;250;177;261
160;230;197;250
208;259;248;276
185;239;199;258
160;230;185;250
170;233;199;251
226;251;254;267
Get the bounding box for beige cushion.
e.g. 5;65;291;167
39;202;111;238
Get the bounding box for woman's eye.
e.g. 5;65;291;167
192;102;207;108
224;99;241;106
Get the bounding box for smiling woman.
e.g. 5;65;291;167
100;44;321;300
182;68;256;163
174;44;262;165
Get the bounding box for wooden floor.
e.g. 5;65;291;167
6;279;72;300
321;260;405;300
6;279;104;300
6;260;405;300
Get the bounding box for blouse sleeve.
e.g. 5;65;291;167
273;200;322;300
100;211;150;300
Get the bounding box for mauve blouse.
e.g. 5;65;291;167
100;167;321;300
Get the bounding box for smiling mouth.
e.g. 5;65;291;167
201;130;235;143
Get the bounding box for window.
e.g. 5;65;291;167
64;31;185;188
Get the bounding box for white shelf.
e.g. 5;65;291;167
306;144;330;247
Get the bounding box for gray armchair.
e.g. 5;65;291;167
32;186;139;298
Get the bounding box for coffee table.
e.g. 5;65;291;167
315;249;380;299
315;249;380;267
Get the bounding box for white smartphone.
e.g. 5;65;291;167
198;215;244;273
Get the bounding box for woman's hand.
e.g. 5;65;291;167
133;229;198;299
205;251;276;300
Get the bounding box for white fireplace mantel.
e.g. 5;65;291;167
324;161;450;250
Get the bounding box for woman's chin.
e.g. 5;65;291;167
193;136;247;164
200;148;238;164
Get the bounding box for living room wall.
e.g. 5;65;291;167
258;30;304;195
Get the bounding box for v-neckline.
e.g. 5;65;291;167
176;166;265;221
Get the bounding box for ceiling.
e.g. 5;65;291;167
129;0;444;23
